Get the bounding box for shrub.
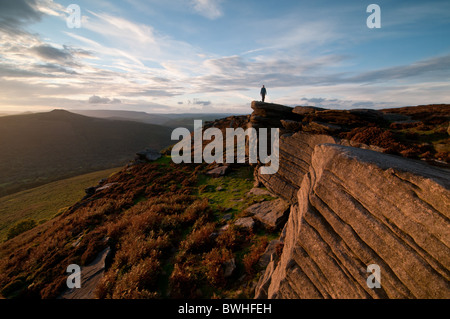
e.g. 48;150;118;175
216;225;252;251
111;257;161;299
95;271;117;299
129;211;163;235
436;151;450;162
180;223;216;253
169;261;199;298
181;198;210;223
198;185;207;194
114;233;165;268
341;126;397;149
202;248;233;287
1;278;27;298
242;238;268;275
106;218;129;241
7;219;37;240
400;148;420;159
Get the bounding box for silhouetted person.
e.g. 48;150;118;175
260;85;267;102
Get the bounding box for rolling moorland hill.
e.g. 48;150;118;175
0;110;174;197
71;110;237;131
0;103;448;299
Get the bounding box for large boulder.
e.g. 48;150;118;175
234;217;255;230
246;199;290;230
206;165;229;177
136;148;161;162
257;144;450;299
250;101;296;129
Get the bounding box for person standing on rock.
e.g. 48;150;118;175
260;85;267;102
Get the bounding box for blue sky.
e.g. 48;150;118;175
0;0;449;113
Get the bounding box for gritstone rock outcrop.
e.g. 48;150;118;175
255;132;340;204
255;143;450;299
251;101;449;299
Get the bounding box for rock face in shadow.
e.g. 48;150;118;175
256;144;450;299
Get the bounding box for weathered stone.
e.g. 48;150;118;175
292;106;326;115
251;101;294;114
250;101;296;129
95;183;118;192
84;186;96;196
302;121;342;134
254;259;277;299
59;247;111;299
246;199;290;229
258;144;450;299
234;217;255;230
256;132;340;203
206;166;229;177
258;240;281;269
224;258;236;278
247;187;273;197
136;148;161;162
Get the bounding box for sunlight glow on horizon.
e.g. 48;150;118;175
0;0;449;114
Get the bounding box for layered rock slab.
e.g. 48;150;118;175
257;144;450;299
255;132;339;204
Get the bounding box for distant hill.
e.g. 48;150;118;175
0;110;174;196
71;109;237;129
71;110;173;126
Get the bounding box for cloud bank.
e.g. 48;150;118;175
0;0;449;113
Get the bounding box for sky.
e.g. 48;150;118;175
0;0;449;114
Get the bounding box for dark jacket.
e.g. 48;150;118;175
260;87;267;95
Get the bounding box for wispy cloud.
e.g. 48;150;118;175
85;10;156;45
347;54;450;83
191;0;223;19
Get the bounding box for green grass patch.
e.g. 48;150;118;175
392;124;449;145
0;167;121;241
196;165;271;221
154;155;173;166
